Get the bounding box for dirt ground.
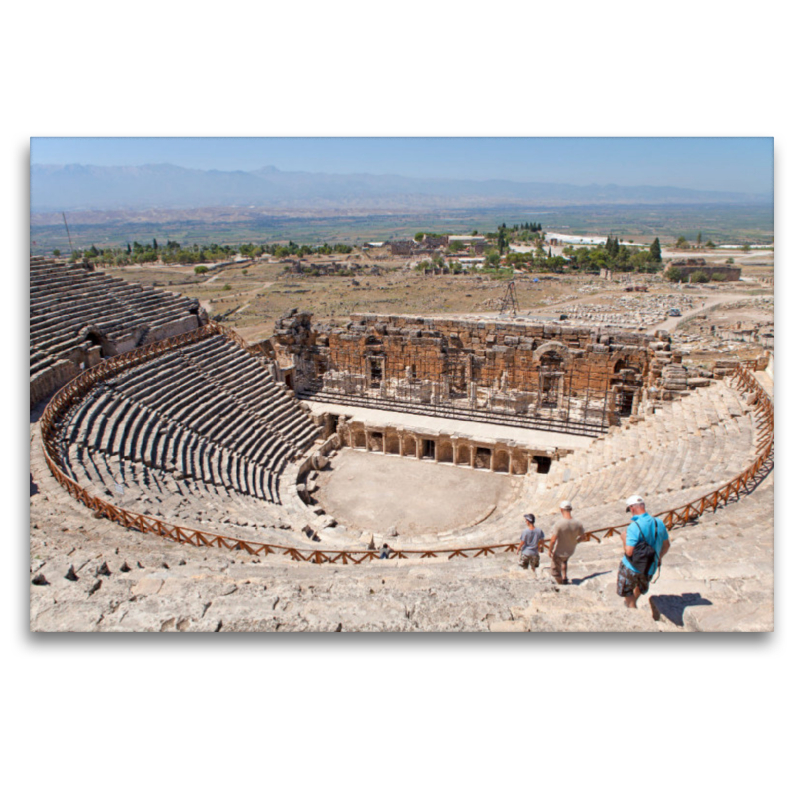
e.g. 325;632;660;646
102;246;773;348
315;449;521;536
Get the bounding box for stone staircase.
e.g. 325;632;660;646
29;384;773;632
30;470;773;632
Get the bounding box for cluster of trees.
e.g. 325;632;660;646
488;222;547;254
664;266;731;283
674;233;717;249
415;256;467;274
160;241;237;264
66;239;353;267
269;241;352;258
69;239;245;267
514;221;544;232
503;251;569;273
556;236;663;274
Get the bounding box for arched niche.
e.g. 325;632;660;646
532;341;572;367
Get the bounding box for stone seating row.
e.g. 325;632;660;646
30;298;193;349
543;381;751;488
399;380;761;548
180;339;318;446
54;331;322;541
31;293;192;350
30;259;201;374
60;385;288;504
62;442;313;547
109;337;318;456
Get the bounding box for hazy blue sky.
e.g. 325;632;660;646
30;137;773;194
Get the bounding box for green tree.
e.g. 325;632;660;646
485;250;501;267
649;237;662;263
742;243;751;252
705;240;716;249
697;232;703;245
725;257;735;265
414;232;424;242
665;265;683;282
675;236;688;249
194;265;209;275
631;251;655;272
690;270;709;283
497;226;508;254
52;248;60;257
711;273;728;282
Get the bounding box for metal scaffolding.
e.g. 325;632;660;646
299;345;618;437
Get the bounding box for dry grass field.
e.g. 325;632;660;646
103;247;772;356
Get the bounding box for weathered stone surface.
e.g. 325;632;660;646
29;329;773;633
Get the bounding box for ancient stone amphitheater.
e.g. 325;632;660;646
29;257;774;632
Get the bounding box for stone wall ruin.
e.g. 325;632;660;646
30;256;208;409
273;312;677;435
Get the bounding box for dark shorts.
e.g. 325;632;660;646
616;561;651;597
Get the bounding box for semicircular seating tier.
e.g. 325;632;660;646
30;256;207;407
405;377;761;548
53;332;322;544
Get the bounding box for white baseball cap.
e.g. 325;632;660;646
625;495;645;512
559;501;573;510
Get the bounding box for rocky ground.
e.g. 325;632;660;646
30;393;773;632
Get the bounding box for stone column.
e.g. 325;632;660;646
416;436;422;459
489;449;496;472
469;446;476;469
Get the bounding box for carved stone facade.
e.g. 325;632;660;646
273;312;671;433
323;415;560;477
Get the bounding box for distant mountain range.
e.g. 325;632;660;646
30;163;772;213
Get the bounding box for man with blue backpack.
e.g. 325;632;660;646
617;495;671;609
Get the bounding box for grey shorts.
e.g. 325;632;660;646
519;552;540;569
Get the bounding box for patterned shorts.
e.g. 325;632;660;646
616;561;651;597
550;554;569;576
519;553;540;569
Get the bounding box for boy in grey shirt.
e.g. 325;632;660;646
517;513;545;573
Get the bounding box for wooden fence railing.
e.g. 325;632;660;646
40;337;773;564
